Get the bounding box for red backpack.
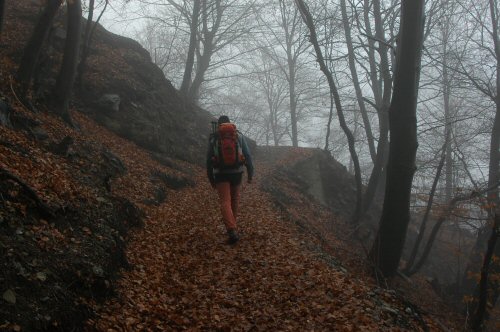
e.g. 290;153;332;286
212;123;245;169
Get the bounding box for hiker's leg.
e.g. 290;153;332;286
230;184;240;219
216;181;236;230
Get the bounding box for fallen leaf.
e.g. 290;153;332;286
3;289;16;304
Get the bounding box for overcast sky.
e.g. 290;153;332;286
97;1;145;39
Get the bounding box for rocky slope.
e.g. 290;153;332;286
6;1;215;165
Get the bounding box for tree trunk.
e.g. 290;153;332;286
467;0;500;318
470;212;500;331
280;0;301;148
76;0;94;89
187;50;212;102
403;132;449;274
16;0;62;95
53;0;82;125
324;91;334;151
340;0;376;162
462;0;500;312
0;0;6;37
361;0;392;214
369;0;425;278
408;184;494;276
363;112;389;212
295;0;363;224
77;0;109;88
407;209;449;276
180;0;200;96
442;24;454;201
289;66;298;147
187;0;222;102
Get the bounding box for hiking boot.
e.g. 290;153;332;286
227;229;240;244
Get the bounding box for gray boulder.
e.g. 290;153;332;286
97;94;121;113
0;100;13;128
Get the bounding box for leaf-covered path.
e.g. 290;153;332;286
85;146;435;331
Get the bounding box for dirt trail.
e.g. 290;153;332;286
87;152;430;331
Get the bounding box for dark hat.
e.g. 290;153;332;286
218;115;230;124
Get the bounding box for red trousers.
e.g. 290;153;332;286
216;182;240;231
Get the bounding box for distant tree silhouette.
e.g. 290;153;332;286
53;0;82;125
369;0;425;278
294;0;363;224
16;0;62;95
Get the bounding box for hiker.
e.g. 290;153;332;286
207;115;254;244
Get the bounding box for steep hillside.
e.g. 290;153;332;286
0;2;213;330
5;1;214;165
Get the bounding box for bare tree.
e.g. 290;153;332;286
132;0;259;103
179;0;200;97
16;0;63;95
278;0;305;147
471;210;500;330
448;0;500;319
340;0;376;162
369;0;425;278
253;0;311;147
359;0;394;214
457;0;500;326
403;131;450;274
77;0;109;88
254;52;289;146
53;0;82;125
294;0;363;223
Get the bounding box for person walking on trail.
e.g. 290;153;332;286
207;115;254;244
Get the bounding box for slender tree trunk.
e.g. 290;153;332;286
0;0;6;38
369;0;425;278
279;0;301;148
16;0;62;95
289;67;298;147
324;91;334;151
363;0;382;108
187;0;221;102
403;132;449;274
295;0;363;224
407;198;458;276
363;113;389;212
488;0;500;209
442;22;454;201
340;0;376;162
470;212;500;331
76;0;94;88
180;0;200;96
77;0;108;88
409;184;496;276
53;0;82;125
361;0;392;214
188;51;212;102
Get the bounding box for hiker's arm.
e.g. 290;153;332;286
206;138;215;187
241;137;254;182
